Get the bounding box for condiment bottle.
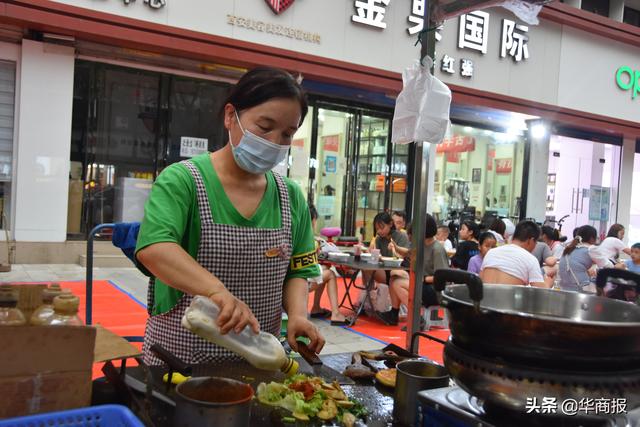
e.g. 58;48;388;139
43;293;83;326
0;287;26;326
182;296;298;376
354;244;361;261
31;284;65;325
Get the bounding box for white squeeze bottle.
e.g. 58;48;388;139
182;296;298;376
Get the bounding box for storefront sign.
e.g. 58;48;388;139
616;66;640;100
122;0;165;9
436;135;476;153
495;158;513;174
180;137;208;158
227;15;321;44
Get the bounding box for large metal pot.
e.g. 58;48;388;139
174;377;254;427
433;269;640;369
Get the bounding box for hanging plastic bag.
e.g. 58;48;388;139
392;59;451;145
499;0;544;25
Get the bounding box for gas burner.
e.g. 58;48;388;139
443;341;640;417
419;386;640;427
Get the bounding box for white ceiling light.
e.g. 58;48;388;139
531;123;548;139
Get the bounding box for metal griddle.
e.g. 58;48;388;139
125;353;396;427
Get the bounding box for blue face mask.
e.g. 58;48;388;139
230;111;290;175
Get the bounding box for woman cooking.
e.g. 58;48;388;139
135;67;325;365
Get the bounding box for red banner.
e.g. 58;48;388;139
495;158;513;174
436;135;476;153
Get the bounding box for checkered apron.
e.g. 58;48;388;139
142;160;292;365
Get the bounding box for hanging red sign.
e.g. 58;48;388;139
495;158;513;174
436;135;476;153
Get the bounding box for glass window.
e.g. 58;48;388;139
623;6;640;27
0;61;15;231
581;0;610;17
431;124;525;223
165;76;230;165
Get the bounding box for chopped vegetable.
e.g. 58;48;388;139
282;416;296;423
256;374;366;426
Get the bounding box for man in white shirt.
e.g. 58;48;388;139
481;221;549;288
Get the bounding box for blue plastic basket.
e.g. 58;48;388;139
0;405;145;427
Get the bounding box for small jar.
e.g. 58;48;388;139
43;293;83;326
31;284;65;325
0;287;26;326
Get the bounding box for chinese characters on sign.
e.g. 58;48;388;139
407;0;425;35
123;0;166;9
526;397;627;416
458;11;489;54
352;0;391;29
180;137;208;158
501;20;530;61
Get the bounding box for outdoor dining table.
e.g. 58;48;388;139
320;255;409;326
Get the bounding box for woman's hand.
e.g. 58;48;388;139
209;288;260;335
286;314;325;353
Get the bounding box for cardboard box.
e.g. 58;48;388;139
0;325;96;419
0;324;143;419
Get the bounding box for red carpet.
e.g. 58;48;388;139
308;276;449;364
11;280;147;378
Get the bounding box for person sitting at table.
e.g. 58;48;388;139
467;232;497;275
436;225;454;253
451;220;480;271
308;206;350;325
391;210;407;232
376;213;449;326
361;212;410;306
480;220;549;288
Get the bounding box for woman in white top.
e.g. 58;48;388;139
558;225;614;293
599;224;631;262
541;225;565;260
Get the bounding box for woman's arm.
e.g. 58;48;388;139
283;277;325;353
622;247;632;256
137;242;259;334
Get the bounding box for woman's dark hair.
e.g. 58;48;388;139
224;67;308;125
607;223;625;239
541;225;560;242
489;218;506;237
563;225;598;256
461;220;480;240
572;226;581;238
425;214;438;239
479;231;497;246
373;212;395;235
308;205;318;221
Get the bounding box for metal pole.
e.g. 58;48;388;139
86;223;114;325
405;2;436;352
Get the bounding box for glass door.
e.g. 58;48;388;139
311;108;355;232
84;65;161;232
547;135;621;237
